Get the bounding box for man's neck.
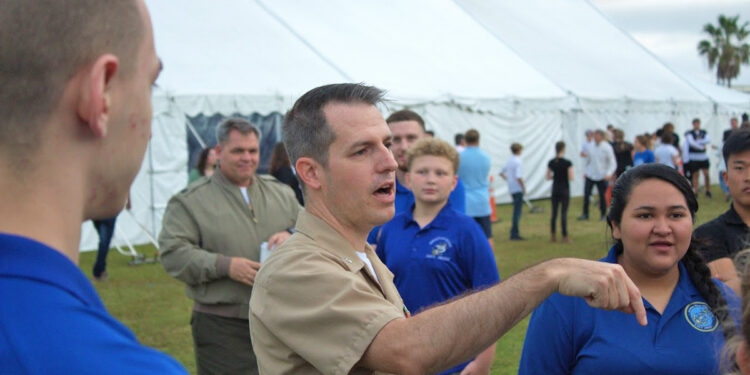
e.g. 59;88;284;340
0;162;86;264
734;203;750;227
305;197;369;252
412;200;446;228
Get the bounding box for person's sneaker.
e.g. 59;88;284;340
550;233;556;242
577;215;589;221
94;271;108;282
706;190;712;198
599;215;607;222
562;236;570;243
510;236;526;241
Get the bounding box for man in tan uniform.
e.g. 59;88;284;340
250;83;647;374
159;118;300;375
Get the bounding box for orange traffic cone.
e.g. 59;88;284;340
489;176;498;223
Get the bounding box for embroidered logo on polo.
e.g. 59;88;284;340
427;237;453;261
684;302;718;332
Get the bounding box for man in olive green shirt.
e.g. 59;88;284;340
159;118;300;375
250;84;647;375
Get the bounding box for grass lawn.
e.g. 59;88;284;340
79;186;730;374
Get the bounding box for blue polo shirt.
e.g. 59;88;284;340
518;246;739;375
376;202;500;374
368;178;466;243
0;233;187;374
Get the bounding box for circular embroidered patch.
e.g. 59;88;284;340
684;302;718;332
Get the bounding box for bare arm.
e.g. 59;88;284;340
545;168;553;181
567;166;574;181
708;258;741;295
359;258;646;374
518;178;526;194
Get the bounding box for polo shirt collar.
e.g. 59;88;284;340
404;201;455;230
0;233;104;310
603;245;700;301
721;204;746;226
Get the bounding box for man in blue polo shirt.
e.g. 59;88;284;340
368;109;465;244
377;138;500;375
0;1;185;373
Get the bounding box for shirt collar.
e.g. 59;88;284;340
604;245;699;299
721;204;747;226
403;201;455;230
0;233;105;310
294;209;373;273
395;178;411;194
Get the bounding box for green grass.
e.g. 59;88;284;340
79;186;730;375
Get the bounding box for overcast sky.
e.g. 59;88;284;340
590;0;750;87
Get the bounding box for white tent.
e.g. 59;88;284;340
79;0;750;251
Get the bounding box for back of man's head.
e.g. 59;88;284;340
464;129;480;145
283;83;384;169
723;129;750;167
511;143;523;155
0;0;144;166
386;109;425;130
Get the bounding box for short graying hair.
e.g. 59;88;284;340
215;117;260;145
0;0;144;167
283;83;385;168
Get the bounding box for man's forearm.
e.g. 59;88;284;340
362;260;559;374
360;258;645;375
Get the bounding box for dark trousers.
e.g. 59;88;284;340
551;192;570;236
191;311;258;375
582;177;607;217
511;192;523;238
92;216;117;278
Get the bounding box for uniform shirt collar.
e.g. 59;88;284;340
294;209;374;273
604;245;699;299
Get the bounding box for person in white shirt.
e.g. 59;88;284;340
578;129;616;221
500;143;525;240
685;118;713;197
654;132;680;169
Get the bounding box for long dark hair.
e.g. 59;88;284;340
195;147;214;176
269;142;291;175
607;163;736;341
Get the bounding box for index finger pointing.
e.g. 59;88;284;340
625;276;647;326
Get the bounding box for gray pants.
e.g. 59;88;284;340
191;311;258;375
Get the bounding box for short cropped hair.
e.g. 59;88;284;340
0;0;144;159
386;109;425;130
464;129;480;144
283;83;385;168
723;129;750;167
693;118;701;125
216;118;260;145
406;138;460;174
555;141;566;154
454;133;464;146
511;143;523;154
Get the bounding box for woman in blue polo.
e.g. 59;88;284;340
519;163;739;375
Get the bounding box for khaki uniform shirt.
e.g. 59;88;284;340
250;209;407;374
159;169;300;319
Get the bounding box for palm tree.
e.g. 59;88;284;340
697;14;750;88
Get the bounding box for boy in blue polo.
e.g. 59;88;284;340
376;138;500;375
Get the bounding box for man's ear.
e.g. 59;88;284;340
76;54;119;138
296;157;322;190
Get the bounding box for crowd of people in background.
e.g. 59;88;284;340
7;2;750;373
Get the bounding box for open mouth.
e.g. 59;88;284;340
374;182;395;197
